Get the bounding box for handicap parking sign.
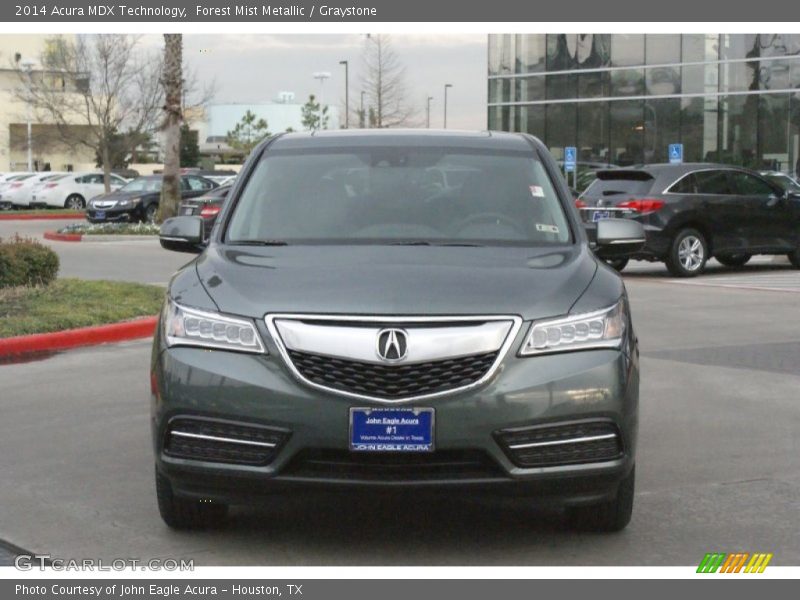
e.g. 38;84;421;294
669;143;683;164
564;146;577;172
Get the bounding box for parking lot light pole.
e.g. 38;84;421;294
443;84;453;129
313;71;331;129
426;96;433;128
21;58;36;171
339;60;349;129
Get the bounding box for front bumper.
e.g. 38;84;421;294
151;327;639;506
86;205;143;222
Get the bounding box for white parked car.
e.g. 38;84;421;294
31;171;128;209
4;172;65;208
0;172;35;208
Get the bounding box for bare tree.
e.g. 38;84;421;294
159;33;182;222
16;35;163;197
359;35;415;128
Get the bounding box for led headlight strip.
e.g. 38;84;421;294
519;299;626;356
163;298;265;354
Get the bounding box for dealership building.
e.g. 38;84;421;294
488;34;800;173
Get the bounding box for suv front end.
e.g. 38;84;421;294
151;131;641;532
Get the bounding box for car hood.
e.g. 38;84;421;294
192;245;597;321
94;189;153;202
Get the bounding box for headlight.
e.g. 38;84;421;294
163;298;265;354
117;197;140;208
519;299;627;356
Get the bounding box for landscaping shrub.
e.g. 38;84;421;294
0;235;60;288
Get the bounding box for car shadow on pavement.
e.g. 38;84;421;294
621;262;793;279
194;491;586;564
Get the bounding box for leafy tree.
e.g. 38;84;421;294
301;95;329;132
226;110;271;155
179;124;200;168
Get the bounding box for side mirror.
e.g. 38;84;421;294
160;216;204;254
596;218;646;254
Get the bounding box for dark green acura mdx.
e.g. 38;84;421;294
152;130;644;532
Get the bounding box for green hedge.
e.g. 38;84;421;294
0;235;60;288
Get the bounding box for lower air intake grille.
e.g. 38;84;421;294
164;417;289;466
287;350;498;400
495;420;623;468
283;449;505;482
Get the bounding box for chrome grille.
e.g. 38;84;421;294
288;349;498;400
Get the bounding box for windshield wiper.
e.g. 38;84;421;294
433;242;485;247
389;240;486;247
230;239;289;246
388;240;485;247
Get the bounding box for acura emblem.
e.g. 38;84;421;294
376;328;408;362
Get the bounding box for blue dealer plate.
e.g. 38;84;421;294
94;210;106;220
592;210;610;222
350;407;435;452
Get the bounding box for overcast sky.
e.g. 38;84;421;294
174;34;487;130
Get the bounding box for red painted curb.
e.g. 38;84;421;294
43;231;83;242
0;213;84;221
0;316;158;357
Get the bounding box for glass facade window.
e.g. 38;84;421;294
515;34;546;73
546;74;577;100
545;103;577;161
719;95;760;167
578;71;609;99
647;65;680;95
644;98;681;163
577;101;610;163
611;69;644;97
680;96;719;163
645;35;681;65
609;100;644;166
610;35;645;67
488;34;800;183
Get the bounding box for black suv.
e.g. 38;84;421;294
579;163;800;276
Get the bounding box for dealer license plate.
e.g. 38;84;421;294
349;407;434;452
592;210;610;222
95;210;106;220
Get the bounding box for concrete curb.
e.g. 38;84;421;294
43;231;83;242
0;316;158;357
43;231;159;242
0;212;83;221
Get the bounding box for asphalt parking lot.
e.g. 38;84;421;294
1;219;799;565
0;219;189;285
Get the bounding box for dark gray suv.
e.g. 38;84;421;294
152;130;643;532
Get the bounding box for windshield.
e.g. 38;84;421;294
120;178;162;193
226;147;571;246
764;174;800;193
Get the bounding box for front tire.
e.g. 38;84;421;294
666;228;708;277
604;257;629;272
155;469;228;530
65;194;85;210
145;203;159;224
716;254;751;267
567;467;635;532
